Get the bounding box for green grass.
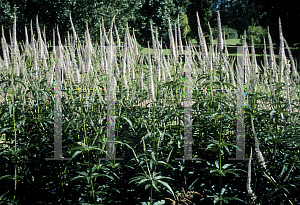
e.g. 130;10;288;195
213;38;241;45
140;38;297;62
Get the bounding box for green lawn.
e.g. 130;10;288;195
139;38;291;62
213;38;241;45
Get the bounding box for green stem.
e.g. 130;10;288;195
36;88;41;187
219;91;223;205
263;171;293;205
13;94;17;202
152;108;156;155
184;162;187;191
150;183;153;205
83;118;95;203
11;61;18;202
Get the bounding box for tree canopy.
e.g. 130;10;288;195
213;0;300;45
0;0;299;49
186;0;213;43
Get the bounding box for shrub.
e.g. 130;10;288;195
243;25;267;45
227;27;238;39
212;26;238;39
180;14;190;39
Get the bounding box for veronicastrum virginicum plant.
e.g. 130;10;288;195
0;11;299;205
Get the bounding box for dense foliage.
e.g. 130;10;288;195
2;0;300;50
244;25;267;45
0;13;300;205
214;0;300;45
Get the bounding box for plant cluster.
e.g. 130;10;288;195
0;11;299;205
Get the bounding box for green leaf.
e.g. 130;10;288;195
153;200;165;205
151;151;156;162
69;150;82;161
157;179;175;199
270;110;276;119
120;115;135;132
93;174;114;181
222;164;232;170
152;180;160;192
215;160;219;169
9;104;13;117
138;178;149;186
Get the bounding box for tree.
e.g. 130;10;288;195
186;0;213;43
132;0;188;47
255;0;300;45
0;0;145;47
211;0;259;38
211;0;300;45
0;0;189;49
0;0;74;46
